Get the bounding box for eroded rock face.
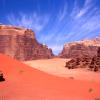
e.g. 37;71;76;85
65;47;100;72
65;56;92;69
0;25;54;60
59;38;100;58
89;47;100;71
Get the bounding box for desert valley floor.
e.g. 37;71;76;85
24;58;100;83
0;54;100;100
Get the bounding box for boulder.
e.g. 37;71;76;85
0;71;5;82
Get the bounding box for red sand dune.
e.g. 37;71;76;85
0;54;100;100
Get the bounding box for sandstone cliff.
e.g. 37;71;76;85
59;38;100;58
65;47;100;72
0;25;54;60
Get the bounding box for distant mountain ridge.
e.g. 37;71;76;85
0;25;54;61
59;38;100;58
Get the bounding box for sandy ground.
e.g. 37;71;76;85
24;58;100;83
0;55;100;100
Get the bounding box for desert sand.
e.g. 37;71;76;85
0;55;100;100
24;58;100;83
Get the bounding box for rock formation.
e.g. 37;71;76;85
0;25;54;61
59;38;100;58
0;71;5;82
89;47;100;71
65;47;100;72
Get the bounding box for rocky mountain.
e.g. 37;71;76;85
59;38;100;58
0;25;54;61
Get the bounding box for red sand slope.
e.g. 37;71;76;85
0;54;100;100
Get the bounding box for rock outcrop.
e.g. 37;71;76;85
89;47;100;71
65;47;100;72
0;25;54;61
0;71;5;82
59;38;100;58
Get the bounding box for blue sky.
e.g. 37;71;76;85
0;0;100;54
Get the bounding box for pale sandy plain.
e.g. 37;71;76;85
24;58;100;83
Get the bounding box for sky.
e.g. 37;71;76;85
0;0;100;55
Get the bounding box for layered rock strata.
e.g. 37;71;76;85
59;38;100;58
0;25;54;60
65;47;100;72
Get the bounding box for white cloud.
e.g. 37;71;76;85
70;0;80;18
67;0;100;40
38;33;56;43
7;12;49;32
71;0;93;19
76;0;93;18
58;3;68;21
